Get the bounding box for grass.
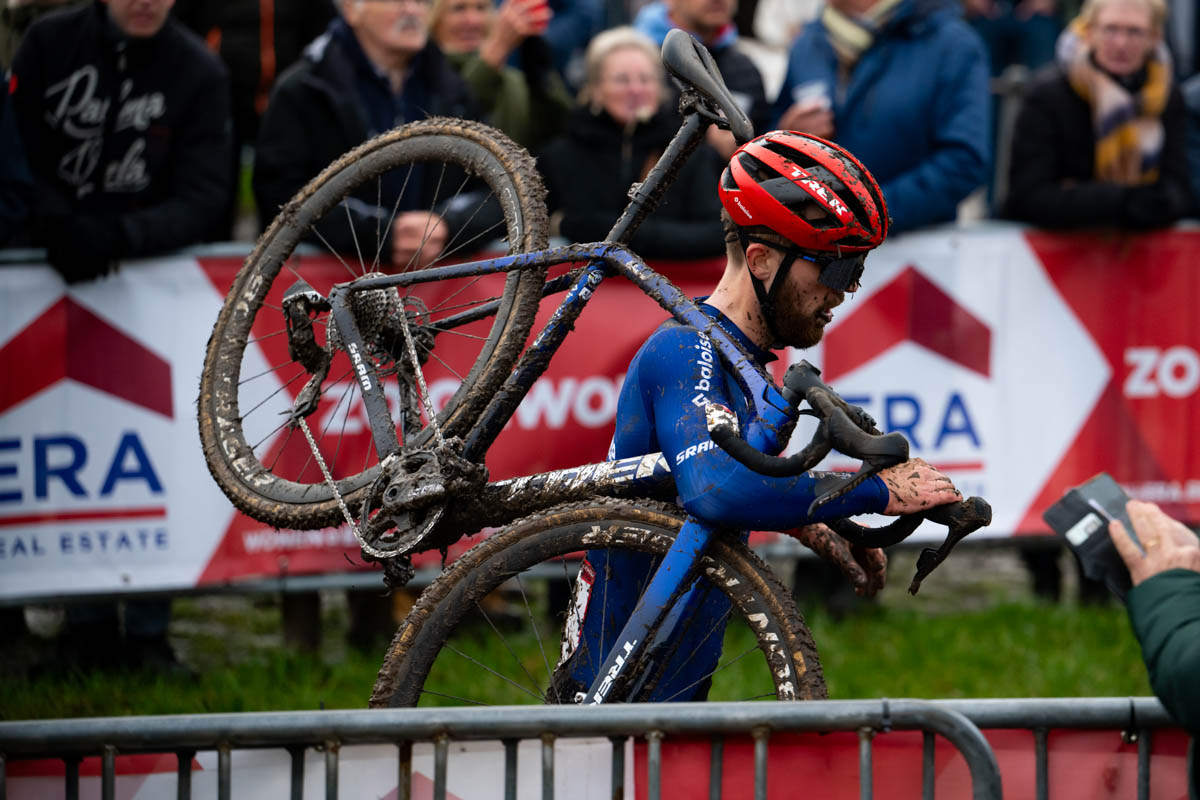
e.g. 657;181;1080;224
0;549;1152;720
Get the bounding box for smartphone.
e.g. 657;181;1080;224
1042;473;1141;602
790;80;831;111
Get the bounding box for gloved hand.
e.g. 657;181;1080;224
517;37;557;95
1121;185;1171;230
787;523;888;597
41;214;128;283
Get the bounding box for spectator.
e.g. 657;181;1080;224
253;0;480;268
10;0;231;671
1003;0;1193;228
1185;74;1200;214
172;0;338;237
429;0;571;150
772;0;991;234
1163;0;1196;80
0;0;86;68
538;26;726;259
544;0;605;90
1108;500;1199;789
11;0;232;284
632;0;769;158
748;0;820;53
964;0;1061;77
0;75;31;244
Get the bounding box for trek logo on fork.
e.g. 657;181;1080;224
588;639;639;705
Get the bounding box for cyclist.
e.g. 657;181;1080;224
554;130;964;702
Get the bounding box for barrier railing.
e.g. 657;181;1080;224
0;700;1007;800
2;697;1190;799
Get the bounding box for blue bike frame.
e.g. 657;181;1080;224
329;242;805;702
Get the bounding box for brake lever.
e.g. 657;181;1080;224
907;496;992;594
804;389;909;516
827;496;993;594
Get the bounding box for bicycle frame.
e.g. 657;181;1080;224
328;240;812;703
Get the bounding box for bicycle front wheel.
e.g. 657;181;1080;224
199;119;548;530
370;499;827;707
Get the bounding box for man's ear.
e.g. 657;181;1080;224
744;242;777;285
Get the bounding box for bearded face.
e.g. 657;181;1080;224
770;261;844;349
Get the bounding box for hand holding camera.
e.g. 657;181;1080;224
1109;500;1200;587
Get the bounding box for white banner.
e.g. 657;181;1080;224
2;224;1198;600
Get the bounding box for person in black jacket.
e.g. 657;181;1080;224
11;0;232;282
538;26;725;260
253;0;481;268
0;75;31;245
631;0;769;160
1003;0;1192;228
172;0;338;237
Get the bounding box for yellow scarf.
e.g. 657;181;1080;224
822;0;905;72
1059;17;1171;185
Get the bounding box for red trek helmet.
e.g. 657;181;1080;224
718;130;889;255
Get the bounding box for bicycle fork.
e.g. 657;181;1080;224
583;517;717;705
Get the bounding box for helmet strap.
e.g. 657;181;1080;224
739;232;799;347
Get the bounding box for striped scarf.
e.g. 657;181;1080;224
1057;18;1172;185
821;0;905;73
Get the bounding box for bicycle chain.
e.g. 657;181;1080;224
297;417;362;539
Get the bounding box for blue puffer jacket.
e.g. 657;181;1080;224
771;0;990;233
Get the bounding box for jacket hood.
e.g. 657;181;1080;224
879;0;963;37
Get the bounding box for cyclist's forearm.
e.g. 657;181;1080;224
675;460;888;529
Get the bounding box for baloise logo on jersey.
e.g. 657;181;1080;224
0;297;173;572
817;265;991;500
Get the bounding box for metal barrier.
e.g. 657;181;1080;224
0;699;1003;800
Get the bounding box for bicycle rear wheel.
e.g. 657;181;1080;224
199;119;548;530
370;499;827;707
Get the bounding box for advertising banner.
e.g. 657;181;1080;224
1;225;1198;599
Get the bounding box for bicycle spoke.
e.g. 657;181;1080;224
442;642;546;702
514;573;555;692
265;423;298;473
309;225;360;279
246;328;290;346
343;197;367;273
372;163;416;271
474;600;545;700
401;163;449;273
238;358;308;387
416;688;490;706
242;368;307;421
659;643;761;703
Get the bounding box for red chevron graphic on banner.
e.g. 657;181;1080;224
823;266;991;382
0;298;173;418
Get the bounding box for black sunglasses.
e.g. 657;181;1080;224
744;235;866;292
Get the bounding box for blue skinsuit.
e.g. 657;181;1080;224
563;302;888;701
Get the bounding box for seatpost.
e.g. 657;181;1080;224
603;112;707;247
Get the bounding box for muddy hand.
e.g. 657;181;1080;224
881;458;961;515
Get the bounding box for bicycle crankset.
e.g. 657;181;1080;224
355;439;488;559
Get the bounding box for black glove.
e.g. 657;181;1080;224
1121;185;1171;230
517;37;558;96
41;214;128;284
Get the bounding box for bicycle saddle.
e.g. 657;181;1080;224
661;28;754;146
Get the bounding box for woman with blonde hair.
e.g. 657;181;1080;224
429;0;570;149
1004;0;1193;227
537;27;726;258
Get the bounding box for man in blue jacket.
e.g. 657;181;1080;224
632;0;770;157
772;0;991;233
